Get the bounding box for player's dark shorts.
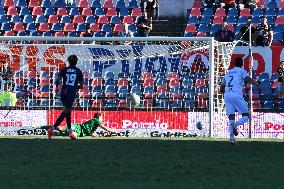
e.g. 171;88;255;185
60;95;75;109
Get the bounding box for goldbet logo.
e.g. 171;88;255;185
0;122;22;127
264;122;284;131
122;120;169;129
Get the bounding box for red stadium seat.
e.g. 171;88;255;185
215;8;226;17
82;8;93;16
196;32;208;37
118;99;127;107
63;23;75;32
190;8;201;17
169;78;180;87
91;77;103;86
97;16;109;24
131;8;142;17
92;99;104;107
13;23;25;32
29;0;40;7
78;0;89;8
256;0;265;8
55;32;65;37
275;16;284;24
157;86;167;94
26;71;38;79
170;93;182;99
213;16;224;24
143;78;154;87
252;100;261;109
7;7;18;16
40;78;50;85
32;6;43;16
48;15;59;24
4;0;15;7
117;78;128;86
195;79;205;87
103;0;114;8
113;24;124;32
240;8;251;16
57;8;68;16
38;23;50;32
227;24;235;32
16;99;25;106
167;72;179;80
106;8;117;17
4;31;14;36
73;15;85;24
196;98;207;108
83;71;90;78
185;24;196;33
123;16;134;24
192;0;202;8
144;99;154;107
142;72;153;80
90;23;100;32
79;86;91;98
14;77;25;85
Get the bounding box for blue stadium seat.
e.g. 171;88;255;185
266;16;275;25
53;0;66;8
267;1;277;9
40;85;50;92
227;8;238;17
68;31;79;37
106;31;114;37
116;0;126;8
91;0;102;9
94;31;106;37
262;101;274;109
128;0;138;8
27;99;38;107
258;72;270;82
128;24;137;32
130;86;141;94
169;86;181;95
144;86;154;94
119;8;130;17
43;31;52;36
85;16;96;24
238;16;249;24
182;78;194;88
105;99;117;108
92;86;104;98
17;31;29;36
92;71;102;78
171;99;183;108
79;99;90;108
273;32;283;40
118;86;128;98
110;16;121;24
0;7;5;15
101;24;113;32
105;85;116;94
251;16;261;24
210;24;221;34
203;8;213;16
104;71;115;79
0;15;9;23
51;23;63;32
105;78;115;85
69;8;80;16
199;15;211;24
19;7;31;16
23;15;34;24
41;0;52;8
53;99;62;107
132;78;141;86
197;24;210;33
183;99;195;109
1;23;12;31
76;23;87;32
157;99;169;108
40;99;51;107
44;8;55;16
94;8;105;16
15;84;25;92
278;101;284;109
60;15;71;23
252;8;264;16
10;15;21;23
187;16;199;24
156;78;167;86
16;0;27;7
35;15;47;23
40;71;49;78
260;80;273;94
266;8;277;16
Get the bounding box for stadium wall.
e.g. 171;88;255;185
1;110;284;139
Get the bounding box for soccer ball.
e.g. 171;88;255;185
129;93;140;107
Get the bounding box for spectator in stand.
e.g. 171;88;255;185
146;0;158;20
136;12;153;37
277;61;284;101
255;17;273;47
214;22;235;42
235;18;256;46
0;60;14;92
118;24;134;37
82;26;93;37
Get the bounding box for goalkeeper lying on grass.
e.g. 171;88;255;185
43;112;117;139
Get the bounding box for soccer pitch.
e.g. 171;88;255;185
0;137;284;189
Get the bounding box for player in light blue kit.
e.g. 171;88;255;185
221;58;259;144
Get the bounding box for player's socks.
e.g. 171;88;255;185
235;116;249;127
66;112;71;130
229;123;235;139
53;112;67;127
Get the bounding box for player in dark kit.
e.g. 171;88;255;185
48;55;83;139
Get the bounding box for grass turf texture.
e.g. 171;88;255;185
0;137;284;189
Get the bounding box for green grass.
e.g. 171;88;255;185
0;137;284;189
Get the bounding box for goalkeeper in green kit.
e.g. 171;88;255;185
45;112;117;139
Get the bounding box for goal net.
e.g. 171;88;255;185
0;37;236;138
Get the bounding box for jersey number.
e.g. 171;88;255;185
66;74;76;86
228;76;234;87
